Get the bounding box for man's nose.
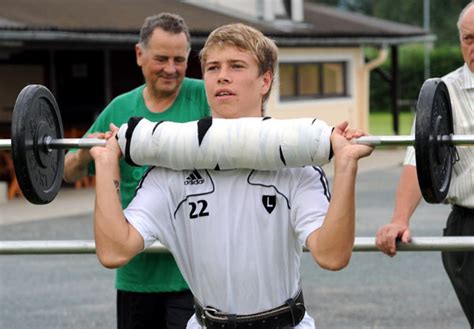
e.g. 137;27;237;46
217;67;231;84
163;60;177;73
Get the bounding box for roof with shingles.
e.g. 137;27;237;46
0;0;433;46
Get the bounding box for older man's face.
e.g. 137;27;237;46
460;6;474;72
136;28;189;97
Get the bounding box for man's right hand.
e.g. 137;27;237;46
330;121;374;161
63;131;108;183
89;124;122;163
375;222;412;257
75;132;108;163
375;165;420;257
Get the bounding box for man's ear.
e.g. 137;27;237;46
135;44;143;67
260;71;273;96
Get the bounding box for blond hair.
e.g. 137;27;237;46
200;23;278;106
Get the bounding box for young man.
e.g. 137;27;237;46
91;23;373;328
376;2;474;327
63;13;210;328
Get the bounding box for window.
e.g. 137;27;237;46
279;62;347;100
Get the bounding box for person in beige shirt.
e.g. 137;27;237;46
376;2;474;327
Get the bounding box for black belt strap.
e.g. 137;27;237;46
453;205;474;216
195;289;305;329
285;295;298;326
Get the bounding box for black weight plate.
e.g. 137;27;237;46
11;85;64;204
415;78;454;204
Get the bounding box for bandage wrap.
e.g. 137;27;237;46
117;117;333;170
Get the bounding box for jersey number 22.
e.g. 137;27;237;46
189;200;209;219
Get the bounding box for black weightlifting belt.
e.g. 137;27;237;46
194;289;305;329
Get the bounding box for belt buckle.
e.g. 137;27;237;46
201;306;219;328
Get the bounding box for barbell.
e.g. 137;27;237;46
0;79;466;205
0;86;103;205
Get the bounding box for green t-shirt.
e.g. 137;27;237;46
85;78;210;292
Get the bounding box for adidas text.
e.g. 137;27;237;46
184;178;205;185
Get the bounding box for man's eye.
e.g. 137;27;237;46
206;66;217;71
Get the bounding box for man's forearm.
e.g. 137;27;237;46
93;157;137;268
63;151;90;182
391;165;422;225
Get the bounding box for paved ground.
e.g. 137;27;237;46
0;147;470;328
0;186;95;226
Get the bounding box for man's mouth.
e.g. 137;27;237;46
158;75;178;80
215;89;235;97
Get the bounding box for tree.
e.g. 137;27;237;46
310;0;471;45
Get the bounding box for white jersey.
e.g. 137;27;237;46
125;166;330;327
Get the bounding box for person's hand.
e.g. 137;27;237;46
72;131;108;164
375;222;412;257
330;121;374;161
89;124;122;163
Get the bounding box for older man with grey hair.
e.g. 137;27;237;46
376;2;474;327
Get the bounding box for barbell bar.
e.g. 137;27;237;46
2;134;474;150
0;78;462;205
0;138;106;151
1;134;472;151
356;135;474;146
1;237;474;254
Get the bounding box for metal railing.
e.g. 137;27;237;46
0;237;474;255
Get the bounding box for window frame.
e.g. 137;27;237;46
279;61;348;101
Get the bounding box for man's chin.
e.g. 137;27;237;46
211;106;239;119
155;82;179;94
469;62;474;73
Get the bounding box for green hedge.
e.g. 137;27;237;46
369;45;464;112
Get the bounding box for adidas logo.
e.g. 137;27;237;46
184;170;205;185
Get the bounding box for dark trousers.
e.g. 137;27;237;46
442;206;474;328
117;289;195;329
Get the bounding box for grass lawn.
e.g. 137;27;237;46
369;111;415;136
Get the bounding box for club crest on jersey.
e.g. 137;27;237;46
262;195;276;214
184;170;205;185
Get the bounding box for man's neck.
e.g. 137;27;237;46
143;86;180;113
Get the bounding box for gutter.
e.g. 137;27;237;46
0;30;141;44
271;34;437;47
0;30;436;47
365;46;389;71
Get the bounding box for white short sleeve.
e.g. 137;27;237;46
291;166;330;247
124;168;172;249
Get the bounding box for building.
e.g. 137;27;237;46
0;0;433;132
0;0;433;197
